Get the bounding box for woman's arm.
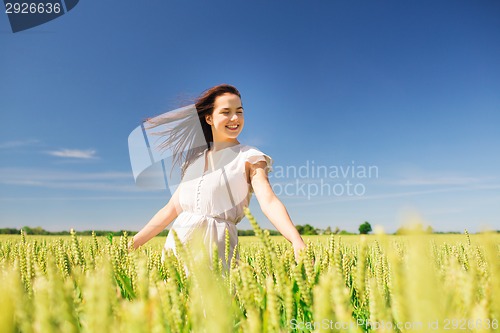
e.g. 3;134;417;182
131;186;182;249
248;161;306;260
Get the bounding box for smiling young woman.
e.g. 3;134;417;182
131;84;306;265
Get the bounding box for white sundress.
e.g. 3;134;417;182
161;143;273;267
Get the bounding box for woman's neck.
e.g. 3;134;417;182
210;140;240;152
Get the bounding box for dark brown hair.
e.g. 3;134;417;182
145;84;242;178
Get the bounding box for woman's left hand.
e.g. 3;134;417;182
127;238;135;251
293;240;307;261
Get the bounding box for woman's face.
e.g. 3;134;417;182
206;93;244;143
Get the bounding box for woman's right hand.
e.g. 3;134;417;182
132;187;182;249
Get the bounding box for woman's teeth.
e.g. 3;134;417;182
226;125;239;130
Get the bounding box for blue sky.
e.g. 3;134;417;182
1;0;499;233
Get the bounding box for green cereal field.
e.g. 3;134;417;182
1;211;499;332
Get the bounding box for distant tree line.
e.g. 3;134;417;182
0;227;168;237
237;229;280;236
1;225;497;237
0;227;278;237
295;224;357;236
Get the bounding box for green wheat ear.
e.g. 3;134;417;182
243;206;260;237
244;206;278;262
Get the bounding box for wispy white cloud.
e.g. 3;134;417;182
0;141;99;161
375;169;498;187
283;187;458;205
284;183;500;207
0;168;131;181
0;195;166;201
0;168;146;192
45;149;98;159
1;179;141;192
0;139;40;149
389;176;487;186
